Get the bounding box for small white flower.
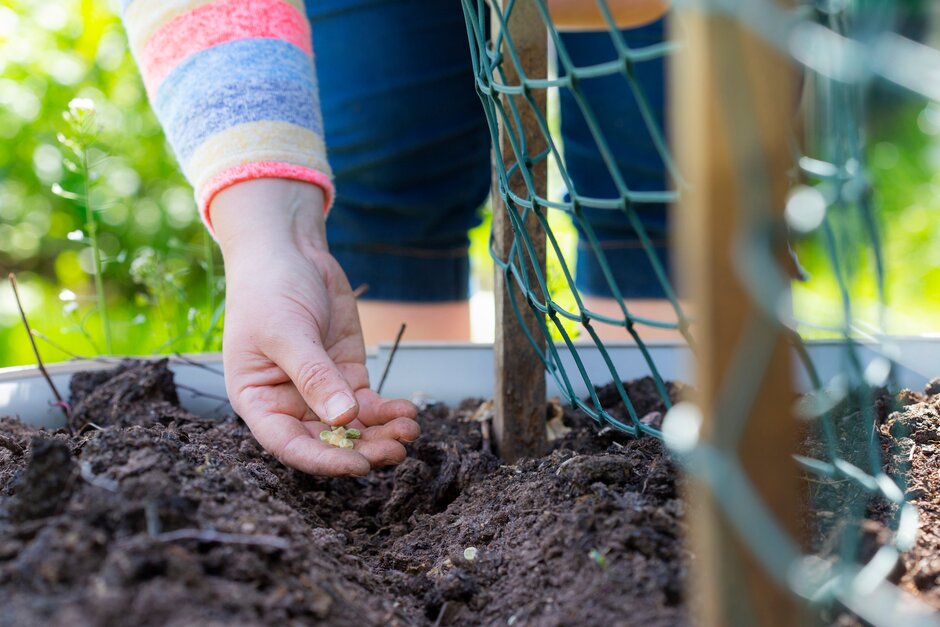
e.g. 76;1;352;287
68;97;95;113
58;289;76;301
66;229;83;241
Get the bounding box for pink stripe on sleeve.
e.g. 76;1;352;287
140;0;313;96
198;162;335;234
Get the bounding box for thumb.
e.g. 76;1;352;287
275;338;359;426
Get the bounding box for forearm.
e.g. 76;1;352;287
120;0;334;232
211;179;328;260
548;0;669;30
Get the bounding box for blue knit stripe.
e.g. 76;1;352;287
154;38;322;164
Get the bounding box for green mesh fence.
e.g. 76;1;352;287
462;0;690;438
461;0;938;623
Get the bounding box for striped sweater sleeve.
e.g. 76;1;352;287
120;0;334;232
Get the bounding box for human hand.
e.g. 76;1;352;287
211;179;419;476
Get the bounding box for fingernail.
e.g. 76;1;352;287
324;392;356;424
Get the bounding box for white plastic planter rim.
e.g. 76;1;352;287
0;339;937;429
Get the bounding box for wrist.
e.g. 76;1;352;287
211;178;329;257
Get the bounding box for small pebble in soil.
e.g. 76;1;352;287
319;426;361;448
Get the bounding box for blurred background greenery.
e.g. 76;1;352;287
1;0;938;368
0;0;223;366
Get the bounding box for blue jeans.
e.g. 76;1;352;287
306;0;669;301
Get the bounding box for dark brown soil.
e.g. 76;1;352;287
877;383;940;609
0;360;688;626
802;382;940;624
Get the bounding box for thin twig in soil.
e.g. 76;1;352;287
555;455;580;475
352;283;369;299
641;459;658;494
9;273;71;426
172;352;224;377
480;417;492;455
377;323;406;395
30;330;120;365
155;528;290;550
0;434;24;457
79;461;119;492
432;602;449;627
145;501;162;536
174;383;232;417
175;383;230;404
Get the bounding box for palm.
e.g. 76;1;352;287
222;247;419;476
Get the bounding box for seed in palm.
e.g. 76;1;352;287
319;426;362;449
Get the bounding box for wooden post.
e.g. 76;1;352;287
492;0;548;462
671;5;806;627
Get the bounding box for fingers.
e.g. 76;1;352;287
247;412;371;476
354;388;418;427
274;337;359;426
351;438;408;467
358;416;421;444
304;421;410;468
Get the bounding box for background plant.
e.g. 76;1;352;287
0;0;222;364
54;97;113;353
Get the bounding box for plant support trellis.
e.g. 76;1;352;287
462;0;940;624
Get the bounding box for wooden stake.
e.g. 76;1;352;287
492;0;548;462
671;7;806;627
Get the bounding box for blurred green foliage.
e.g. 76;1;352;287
0;0;222;366
793;99;940;337
0;1;937;368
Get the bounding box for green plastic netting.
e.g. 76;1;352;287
461;0;937;623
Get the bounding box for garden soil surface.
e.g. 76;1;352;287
0;360;688;626
2;360;939;626
874;383;940;610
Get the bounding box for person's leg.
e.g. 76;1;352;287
357;301;471;343
305;0;489;344
558;20;681;341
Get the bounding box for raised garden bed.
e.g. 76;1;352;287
0;343;938;625
0;359;686;625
